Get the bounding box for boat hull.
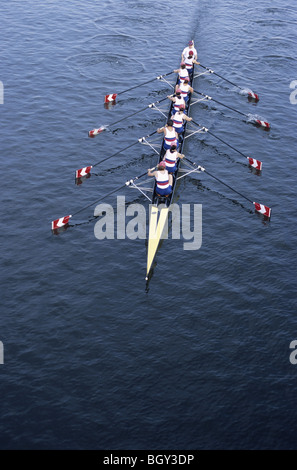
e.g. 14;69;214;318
146;64;195;279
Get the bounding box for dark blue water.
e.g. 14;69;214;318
1;0;297;449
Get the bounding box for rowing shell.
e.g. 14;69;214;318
146;65;195;280
51;47;272;284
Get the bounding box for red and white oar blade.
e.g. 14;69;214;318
104;93;117;103
88;126;106;138
253;202;271;218
254;119;270;129
51;215;72;230
247;157;262;171
248;91;259;101
75;166;92;179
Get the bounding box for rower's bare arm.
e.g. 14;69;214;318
178;153;185;159
148;169;156;176
157;127;164;134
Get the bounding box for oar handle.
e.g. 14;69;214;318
127;166;158;185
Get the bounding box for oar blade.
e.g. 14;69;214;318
248;115;270;129
256;119;271;129
75;166;93;179
51;215;72;230
247;90;260;101
104;93;117;103
253;202;271;218
88;126;106;138
247;158;262;171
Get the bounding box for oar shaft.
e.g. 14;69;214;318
191;119;249;159
72;184;127;217
73;165;158;217
183;157;253;204
93;141;139;167
109;105;150;127
92;130;158;168
117;71;174;96
210;97;246;117
204;169;253;204
131;165;158;181
207;129;248;159
194;90;246;117
199;64;242;90
106;96;168;128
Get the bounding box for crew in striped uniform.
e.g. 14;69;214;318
184;51;199;75
148;161;173;196
171;107;193;135
175;78;193;103
182;40;198;62
163;145;185;174
174;63;190;85
167;90;186;113
157;120;179;150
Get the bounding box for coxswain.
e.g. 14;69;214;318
174;63;190;84
163;145;185;174
184;51;200;75
175;78;193;103
167;90;186;113
172;106;192;135
182;40;198;62
148;161;173;197
157;120;179;150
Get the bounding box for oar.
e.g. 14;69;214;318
89;96;168;137
183;156;271;218
52;168;157;231
191;119;263;171
104;70;175;103
192;89;270;128
198;64;259;101
75;130;159;179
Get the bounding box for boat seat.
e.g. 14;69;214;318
156;194;170;200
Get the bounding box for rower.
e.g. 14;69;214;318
157;120;179;150
163;145;185;174
182;40;198;62
174;63;190;85
175;78;193;103
184;51;200;75
167;90;186;113
172;106;192;136
148;161;173;197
